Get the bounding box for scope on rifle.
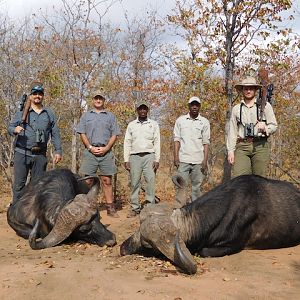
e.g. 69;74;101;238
267;84;274;105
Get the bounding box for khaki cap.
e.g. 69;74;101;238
188;96;201;104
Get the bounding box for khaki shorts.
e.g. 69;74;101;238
79;149;117;176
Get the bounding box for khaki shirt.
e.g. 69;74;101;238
76;109;121;145
226;101;278;153
173;113;210;164
124;118;160;162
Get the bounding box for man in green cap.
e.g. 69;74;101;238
76;91;121;218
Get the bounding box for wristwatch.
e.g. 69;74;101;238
88;145;92;151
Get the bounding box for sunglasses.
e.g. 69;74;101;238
32;91;44;96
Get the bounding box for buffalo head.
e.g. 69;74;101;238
29;177;116;249
120;176;197;275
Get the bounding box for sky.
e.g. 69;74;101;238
2;0;176;24
2;0;300;34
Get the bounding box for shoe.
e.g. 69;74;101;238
127;210;139;218
106;203;120;218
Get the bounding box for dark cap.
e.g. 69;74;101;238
136;100;149;109
30;81;44;94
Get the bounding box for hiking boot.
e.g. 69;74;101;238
106;203;120;218
127;210;139;218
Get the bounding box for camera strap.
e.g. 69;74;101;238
27;108;52;131
239;103;260;127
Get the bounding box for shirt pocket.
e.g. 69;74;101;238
193;125;203;139
144;125;154;140
37;114;51;130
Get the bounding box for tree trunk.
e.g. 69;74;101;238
222;33;234;183
71;117;77;173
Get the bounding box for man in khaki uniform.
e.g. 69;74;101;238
227;76;278;177
124;100;160;218
173;96;210;202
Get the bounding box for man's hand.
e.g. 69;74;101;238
201;161;208;175
124;162;130;171
54;154;62;164
91;146;108;156
227;152;235;165
257;122;266;134
153;162;159;172
14;126;24;134
174;159;180;168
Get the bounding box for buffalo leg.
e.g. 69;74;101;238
199;246;241;257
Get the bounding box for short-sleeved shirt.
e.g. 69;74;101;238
123;118;160;162
173;113;210;164
76;109;121;145
226;101;278;153
8;107;62;156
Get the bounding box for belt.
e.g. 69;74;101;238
16;146;46;155
131;152;151;157
237;137;268;143
92;143;106;147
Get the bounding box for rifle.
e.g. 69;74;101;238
20;93;31;125
258;68;269;121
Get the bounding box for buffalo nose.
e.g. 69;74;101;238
106;235;117;247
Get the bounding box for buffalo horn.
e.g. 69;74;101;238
29;180;100;249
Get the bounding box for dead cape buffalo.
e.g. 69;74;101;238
7;168;116;249
120;175;300;275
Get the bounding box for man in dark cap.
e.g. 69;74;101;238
76;91;121;218
8;81;62;203
123;100;160;218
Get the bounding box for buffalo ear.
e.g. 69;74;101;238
140;215;197;275
120;230;142;256
172;175;186;189
86;178;100;203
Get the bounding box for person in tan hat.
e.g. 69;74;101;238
226;76;278;177
76;91;121;218
123;100;160;218
8;81;62;203
173;96;210;202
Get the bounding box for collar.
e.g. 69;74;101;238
241;99;257;108
29;106;46;112
136;117;150;124
186;113;201;120
90;108;107;114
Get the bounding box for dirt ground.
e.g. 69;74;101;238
0;198;299;300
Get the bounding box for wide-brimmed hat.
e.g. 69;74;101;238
30;81;44;94
136;100;149;109
188;96;201;104
235;76;262;91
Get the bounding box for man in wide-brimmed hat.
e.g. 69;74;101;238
226;76;277;177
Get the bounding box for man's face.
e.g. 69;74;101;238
189;101;200;115
30;91;44;105
137;105;148;118
93;97;105;109
242;86;257;100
